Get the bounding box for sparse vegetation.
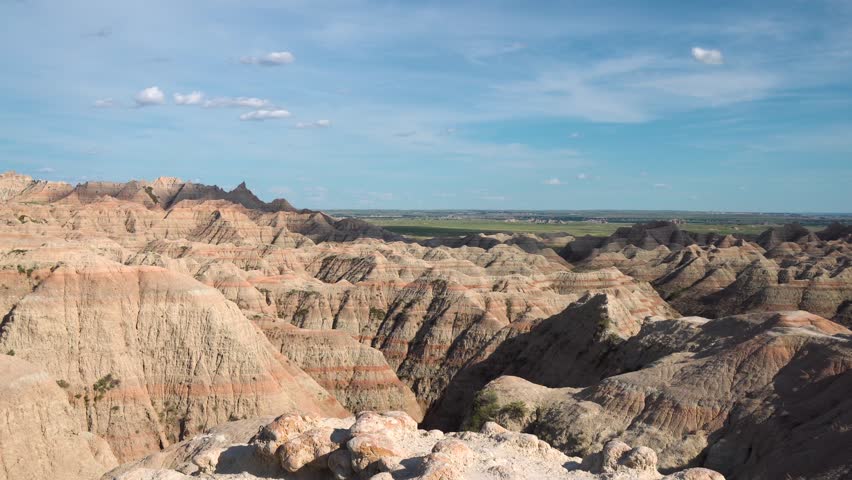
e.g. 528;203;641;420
143;186;159;204
5;350;14;356
369;307;386;321
92;373;121;400
463;391;529;432
56;379;70;388
501;401;528;420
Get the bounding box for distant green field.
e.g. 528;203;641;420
363;218;782;238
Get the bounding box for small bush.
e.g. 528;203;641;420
93;373;121;400
462;392;528;431
463;391;500;431
56;379;70;389
5;350;14;356
499;401;528;420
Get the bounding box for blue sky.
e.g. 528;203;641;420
1;0;851;212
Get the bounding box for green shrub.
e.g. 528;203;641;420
56;379;70;389
499;401;528;420
463;391;500;431
93;373;121;400
5;350;14;356
462;392;528;431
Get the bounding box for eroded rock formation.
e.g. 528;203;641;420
475;311;852;479
104;411;724;479
562;222;852;325
0;355;118;480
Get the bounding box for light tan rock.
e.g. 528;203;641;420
0;355;117;480
107;412;722;480
278;426;344;472
251;413;319;458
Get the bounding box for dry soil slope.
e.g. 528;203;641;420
0;355;118;480
0;245;346;462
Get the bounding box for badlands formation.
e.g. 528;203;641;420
0;171;849;479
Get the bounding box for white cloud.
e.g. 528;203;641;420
37;167;55;173
576;173;588;180
239;109;291;121
637;72;774;102
654;183;671;189
691;47;724;65
542;177;562;185
240;51;295;66
134;86;165;107
269;186;293;196
203;97;272;108
480;195;506;201
93;98;116;108
174;91;204;105
569;132;581;138
295;119;332;129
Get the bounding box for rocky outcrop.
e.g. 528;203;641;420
477;311;852;479
105;411;723;479
426;292;666;430
0;355;118;480
0;171;399;244
561;222;852;325
256;318;423;421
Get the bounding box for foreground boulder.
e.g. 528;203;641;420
0;355;117;480
105;411;723;479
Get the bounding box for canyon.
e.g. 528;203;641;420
0;171;849;480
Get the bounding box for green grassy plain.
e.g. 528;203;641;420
364;218;783;238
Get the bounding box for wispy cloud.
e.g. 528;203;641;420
93;98;116;108
239;109;291;121
691;47;724;65
203;97;273;108
576;173;588;180
295;119;331;129
542;177;562;185
240;51;295;66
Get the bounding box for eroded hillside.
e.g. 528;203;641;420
1;171;850;479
